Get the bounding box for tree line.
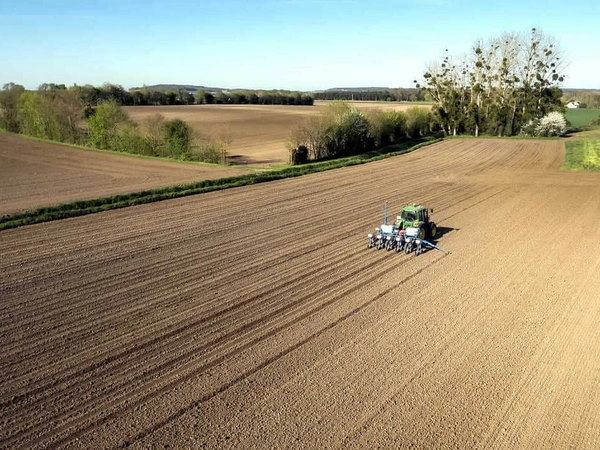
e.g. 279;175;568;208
0;82;314;107
0;83;230;163
416;28;566;137
287;101;433;163
313;88;427;102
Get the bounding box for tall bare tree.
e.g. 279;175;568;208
416;28;566;137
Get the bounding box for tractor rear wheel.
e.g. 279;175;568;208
419;228;426;239
430;223;437;239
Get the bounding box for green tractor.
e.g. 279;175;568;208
394;204;437;240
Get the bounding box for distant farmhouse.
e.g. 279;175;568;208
566;101;581;109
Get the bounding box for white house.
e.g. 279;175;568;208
566;101;581;109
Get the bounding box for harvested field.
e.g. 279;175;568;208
124;102;431;166
0;133;248;216
2;139;600;449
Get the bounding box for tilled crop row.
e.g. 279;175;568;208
0;133;250;217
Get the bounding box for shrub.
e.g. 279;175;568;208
325;107;370;158
193;132;228;164
405;107;431;138
113;123;152;155
366;109;393;147
141;114;166;156
287;113;330;161
521;112;568;137
194;142;222;164
535;111;567;137
291;145;309;164
520;119;539;136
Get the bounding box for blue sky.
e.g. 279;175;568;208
0;0;598;90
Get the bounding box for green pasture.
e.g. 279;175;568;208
564;108;600;128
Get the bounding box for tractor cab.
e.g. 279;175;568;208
395;204;429;227
400;209;417;223
394;204;436;239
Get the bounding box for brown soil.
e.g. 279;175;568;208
0;133;248;216
2;139;600;449
124;102;431;167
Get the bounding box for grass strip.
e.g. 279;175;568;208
562;140;600;171
0;137;441;231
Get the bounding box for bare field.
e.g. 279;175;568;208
124;102;431;166
0;133;248;216
2;138;600;449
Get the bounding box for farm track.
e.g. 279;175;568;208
2;139;600;449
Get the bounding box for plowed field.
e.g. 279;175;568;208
124;102;431;166
0;133;247;216
2;139;600;449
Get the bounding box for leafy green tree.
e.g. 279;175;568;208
101;83;132;105
17;91;45;137
215;92;229;104
131;90;148;106
162;118;192;159
148;90;167;105
0;82;25;132
405;107;431;138
16;89;84;142
39;83;66;92
175;88;194;105
87;100;129;149
367;109;408;146
329;108;370;156
195;89;206;104
301;94;314;105
204;92;215;104
231;92;247;104
70;84;101;106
